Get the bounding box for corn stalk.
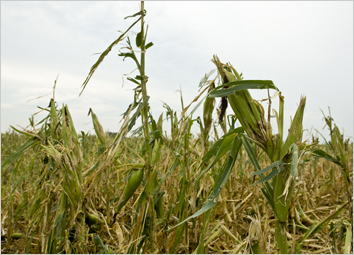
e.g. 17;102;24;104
208;55;307;253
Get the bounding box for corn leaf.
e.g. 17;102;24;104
124;10;145;20
8;175;24;199
170;135;242;229
261;188;278;218
94;234;109;254
314;128;335;153
160;145;182;184
10;125;36;138
145;42;153;50
311;149;341;166
1;137;40;169
344;225;352;254
251;163;285;186
198;69;216;89
110;96;150;147
200;127;243;164
209;80;278;98
127;77;141;86
251;160;284;175
195;127;244;184
170;206;187;253
195;209;214;254
241;134;277;216
189;94;208;117
297;201;349;244
80;17;141;96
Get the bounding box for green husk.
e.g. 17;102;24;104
88;214;104;225
11;233;24;239
117;168;144;212
88;108;107;145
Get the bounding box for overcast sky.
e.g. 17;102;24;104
1;1;353;142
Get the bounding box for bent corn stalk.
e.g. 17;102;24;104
211;55;306;253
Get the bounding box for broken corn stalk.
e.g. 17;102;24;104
211;55;306;253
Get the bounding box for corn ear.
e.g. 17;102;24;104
277;92;284;144
157;112;164;136
11;233;24;239
49;99;59;138
88;108;107;145
88;214;104;225
145;169;158;195
151;140;161;165
203;85;215;136
344;225;352;254
280;96;306;158
212;55;270;153
273;167;293;222
117;168;144;212
332;125;349;173
64;105;78;141
203;82;215;144
61;105;71;147
155;192;165;219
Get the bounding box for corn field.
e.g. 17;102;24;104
1;2;353;254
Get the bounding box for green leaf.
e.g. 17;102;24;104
314;128;334;153
94;234;109;254
170;135;242;229
251;163;285;186
195;127;243;184
127;77;141;86
209;80;278;98
121;97;141;119
344;225;352;254
135;75;144;81
9;175;24;199
311;149;341;166
124;10;145;20
1;137;40;169
195;208;213;254
251;160;284;175
145;42;153;50
297;201;348;244
160;151;181;184
198;69;216;89
80;17;141;96
118;51;140;68
126;97;149;134
25;231;35;254
241;134;276;215
241;134;262;171
136;31;143;48
189;94;208;117
10;125;36;138
170;206;187;253
261;188;278;218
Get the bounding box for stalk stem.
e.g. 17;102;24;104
140;1;151;168
275;220;288;254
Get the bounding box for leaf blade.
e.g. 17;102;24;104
209;80;278;98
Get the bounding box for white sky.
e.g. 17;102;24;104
1;1;353;142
